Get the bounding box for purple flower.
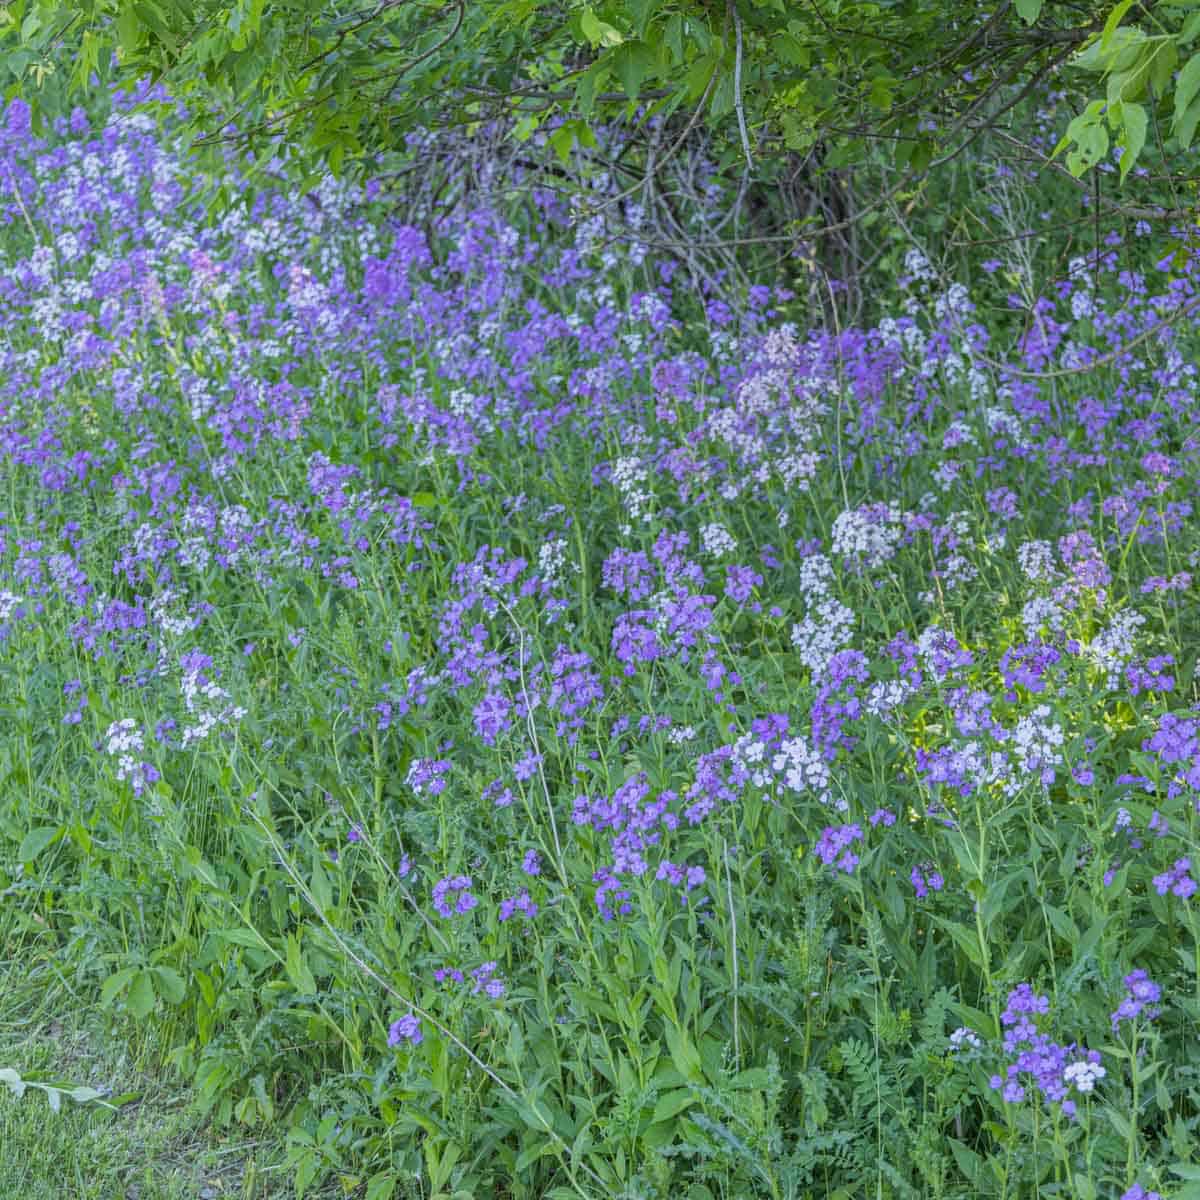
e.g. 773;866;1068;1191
498;890;538;921
1152;857;1195;898
813;824;863;874
432;874;476;918
522;849;542;876
1112;969;1162;1031
514;749;542;782
387;1013;423;1047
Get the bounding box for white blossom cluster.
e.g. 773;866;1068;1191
731;733;775;789
791;598;856;675
866;678;915;719
105;719;152;794
1017;539;1057;584
939;553;979;592
0;591;22;621
149;588;193;639
1063;1059;1106;1093
180;662;246;749
985;406;1025;444
1012;705;1065;784
902;248;936;288
1086;609;1146;689
611;456;653;531
791;552;855;675
831;502;905;568
699;522;737;559
727;730;836;807
537;537;570;590
942;419;977;450
949;1026;982;1052
105;718;144;756
771;736;836;807
1021;595;1065;640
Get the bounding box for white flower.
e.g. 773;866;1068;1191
1087;610;1145;689
537;537;569;590
949;1026;982;1052
791;597;854;675
699;522;737;559
771;736;833;806
105;719;145;756
1017;539;1057;584
1063;1059;1106;1093
831;503;904;568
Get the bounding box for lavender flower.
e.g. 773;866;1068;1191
387;1013;423;1047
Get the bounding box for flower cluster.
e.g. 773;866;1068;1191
431;875;477;917
387;1013;423;1047
990;984;1104;1117
1111;970;1162;1031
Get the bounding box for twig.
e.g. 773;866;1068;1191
728;0;753;172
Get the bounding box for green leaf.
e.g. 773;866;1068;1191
17;825;59;864
115;6;143;57
100;967;137;1008
1174;53;1200;132
1117;100;1146;178
650;1088;696;1122
365;1171;397;1200
152;966;186;1005
1014;0;1043;23
949;1139;983;1183
932;917;984;968
664;1023;703;1083
1101;0;1136;52
1176;93;1200;147
580;9;623;48
612;41;653;101
514;1140;556;1172
285;933;317;995
127;971;157;1019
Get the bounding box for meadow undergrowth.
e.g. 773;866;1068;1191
2;85;1200;1200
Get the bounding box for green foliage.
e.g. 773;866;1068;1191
4;0;1200;188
